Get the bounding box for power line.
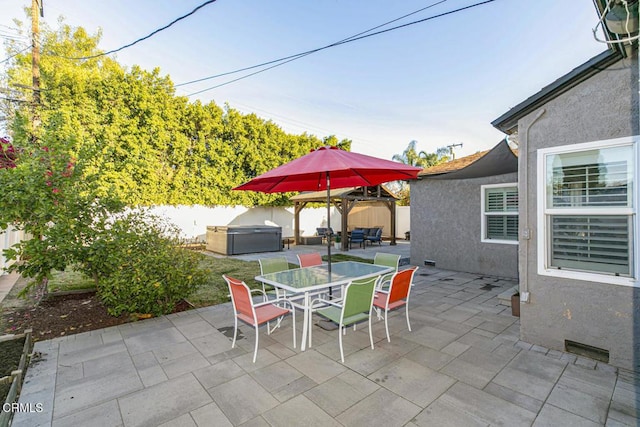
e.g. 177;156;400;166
0;27;27;34
176;0;449;88
0;46;31;64
57;0;218;61
229;101;353;137
184;0;497;96
0;32;29;42
0;36;29;44
216;99;384;149
0;96;30;104
0;24;22;32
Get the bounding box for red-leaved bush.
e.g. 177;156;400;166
0;137;16;169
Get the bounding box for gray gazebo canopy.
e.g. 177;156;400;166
290;185;400;250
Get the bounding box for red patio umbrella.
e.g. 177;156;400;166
234;146;422;271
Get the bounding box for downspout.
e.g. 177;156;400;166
519;108;546;303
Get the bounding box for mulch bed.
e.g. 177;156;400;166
1;292;192;342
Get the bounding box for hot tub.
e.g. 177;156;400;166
206;225;282;255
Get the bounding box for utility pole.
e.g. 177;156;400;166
30;0;43;142
31;0;42;106
447;143;463;160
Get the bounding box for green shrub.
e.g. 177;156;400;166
93;212;211;316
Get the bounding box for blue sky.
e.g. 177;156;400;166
1;0;608;160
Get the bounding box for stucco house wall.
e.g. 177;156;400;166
410;172;518;279
516;53;639;370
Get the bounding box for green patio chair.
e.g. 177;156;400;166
373;252;401;290
259;257;289;275
258;257;290;300
311;275;378;363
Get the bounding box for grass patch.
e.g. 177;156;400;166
38;252;372;308
324;253;370;263
47;266;96;292
188;253;370;307
187;255;264;307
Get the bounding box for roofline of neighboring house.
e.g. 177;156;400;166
491;49;624;133
418;150;488;177
418;138;517;180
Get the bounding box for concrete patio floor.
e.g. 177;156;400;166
9;243;640;426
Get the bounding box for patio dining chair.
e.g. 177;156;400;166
258;257;290;299
373;252;401;290
258;256;302;327
297;252;334;298
311;275;378;363
373;267;418;342
223;274;296;363
297;252;322;267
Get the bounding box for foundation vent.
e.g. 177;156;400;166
565;340;609;363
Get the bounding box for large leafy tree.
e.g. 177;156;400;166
2;18;351;207
0;15;352;310
0;126;126;282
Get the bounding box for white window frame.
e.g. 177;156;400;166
481;182;519;245
537;136;639;287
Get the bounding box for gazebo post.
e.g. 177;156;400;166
340;197;348;251
390;200;397;245
294;201;305;245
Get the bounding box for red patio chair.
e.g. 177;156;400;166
297;252;334;299
373;267;418;342
224;275;296;363
297;252;322;267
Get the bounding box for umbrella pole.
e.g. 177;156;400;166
326;172;332;280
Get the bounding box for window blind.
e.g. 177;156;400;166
486;188;518;212
551;215;631;275
487;215;518;240
551;161;629;207
484;186;518;241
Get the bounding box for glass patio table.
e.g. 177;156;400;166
256;261;393;351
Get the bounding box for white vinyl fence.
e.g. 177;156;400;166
0;226;25;275
0;205;410;275
149;205;411;241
